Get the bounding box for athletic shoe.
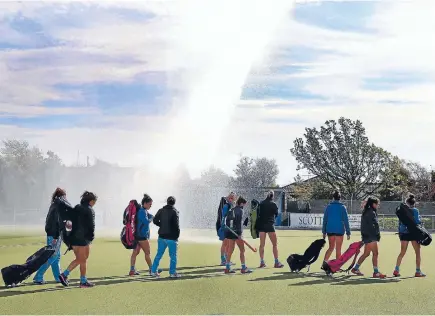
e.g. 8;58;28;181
129;270;140;276
241;268;253;274
373;272;386;279
274;262;284;268
415;271;426;277
150;272;160;278
33;280;46;285
79;281;95;288
258;262;266;268
393;270;401;277
351;269;364;276
169;273;182;278
224;269;236;274
148;269;162;276
58;273;69;286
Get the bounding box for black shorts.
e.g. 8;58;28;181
136;236;149;241
70;239;91;247
258;224;275;233
327;233;344;237
399;233;416;242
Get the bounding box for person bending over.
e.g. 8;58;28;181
33;188;73;284
393;194;426;277
322;190;351;263
130;194;161;276
224;196;253;274
150;196;181;278
257;191;284;268
351;197;386;278
59;191;97;288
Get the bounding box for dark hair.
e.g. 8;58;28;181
51;187;66;202
142;194;153;206
236;196;247;206
332;190;341;201
364;197;379;212
167;196;176;206
266;191;274;200
406;194;416;206
80;191;97;204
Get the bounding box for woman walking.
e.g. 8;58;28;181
129;194;161;276
33;188;73;284
393;194;426;277
351;197;386;278
59;191;97;288
322;190;351;262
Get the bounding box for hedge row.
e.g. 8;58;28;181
377;216;432;230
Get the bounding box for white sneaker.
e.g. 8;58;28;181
169;273;181;278
150;272;160;278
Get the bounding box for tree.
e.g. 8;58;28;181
290;117;393;199
379;159;433;201
232;156;279;189
403;161;432;200
199;165;231;188
288;175;334;201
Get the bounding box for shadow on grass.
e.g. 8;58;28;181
249;271;309;282
0;267;226;298
329;277;401;286
138;265;221;273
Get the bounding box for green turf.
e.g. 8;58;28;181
0;230;433;315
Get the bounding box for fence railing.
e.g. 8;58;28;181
277;212;435;232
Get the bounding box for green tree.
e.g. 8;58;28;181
290;117;393;199
232;156;279;188
199;165;231;188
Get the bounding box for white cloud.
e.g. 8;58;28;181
1;0;434;187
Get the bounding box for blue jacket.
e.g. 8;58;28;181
399;208;421;234
322;201;351;235
136;207;154;239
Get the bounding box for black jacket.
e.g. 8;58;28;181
153;205;180;241
257;198;278;227
225;206;243;236
73;203;96;242
45;197;73;239
361;207;380;241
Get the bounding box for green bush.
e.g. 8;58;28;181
378;216;432;230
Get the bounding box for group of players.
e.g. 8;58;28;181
31;187;425;288
322;191;426;278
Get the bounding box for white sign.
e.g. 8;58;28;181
289;213;361;230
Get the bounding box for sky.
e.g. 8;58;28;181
0;0;434;186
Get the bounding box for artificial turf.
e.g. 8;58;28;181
0;229;433;315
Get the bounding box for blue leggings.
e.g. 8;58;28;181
33;236;62;282
151;238;178;274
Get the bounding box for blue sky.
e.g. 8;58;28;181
0;1;434;183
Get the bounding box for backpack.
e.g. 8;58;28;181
216;197;230;233
321;241;364;275
1;245;56;287
287;239;326;272
120;200;140;249
396;203;432;246
56;198;77;254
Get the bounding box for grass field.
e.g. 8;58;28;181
0;229;433;315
